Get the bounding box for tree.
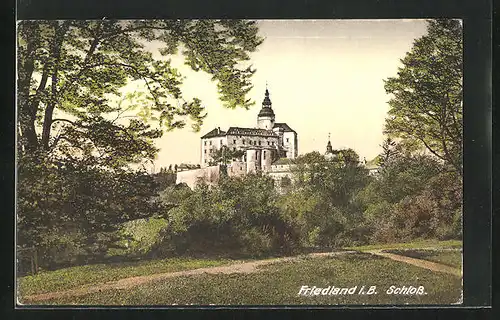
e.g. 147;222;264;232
378;137;398;168
16;20;264;266
17;160;162;267
384;19;463;176
290;151;371;246
17;20;263;168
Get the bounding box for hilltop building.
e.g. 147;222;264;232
200;88;298;170
177;88;297;188
175;88;379;189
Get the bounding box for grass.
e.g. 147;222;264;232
18;257;236;297
35;253;462;305
382;249;462;269
345;239;462;252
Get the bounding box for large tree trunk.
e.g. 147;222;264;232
17;30;39;152
41;22;70;150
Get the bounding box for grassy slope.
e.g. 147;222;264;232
18;258;235;297
383;249;462;269
345;239;462;251
39;253;462;305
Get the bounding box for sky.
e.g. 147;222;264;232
144;20;429;171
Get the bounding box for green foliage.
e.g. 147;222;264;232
17;153;162;269
358;146;462;243
17;20;263;158
17;20;263;269
384;19;463;175
283;150;371;247
152;174;300;257
110;218;169;256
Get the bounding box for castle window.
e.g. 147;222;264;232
286;138;289;143
267;141;270;146
204;149;207;154
233;140;236;144
233;147;236;151
204;141;207;146
263;151;266;160
259;141;261;146
209;141;212;146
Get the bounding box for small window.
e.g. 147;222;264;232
255;153;257;160
233;140;236;144
209;141;212;146
267;141;270;145
243;140;246;144
259;141;261;146
286;138;289;143
204;150;207;154
204;141;207;146
233;147;236;151
263;151;266;160
220;139;223;144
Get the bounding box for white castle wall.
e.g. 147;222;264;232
176;165;221;189
261;149;273;172
246;149;257;173
201;136;227;167
283;131;298;159
227;161;247;177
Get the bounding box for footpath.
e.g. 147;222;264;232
21;249;461;303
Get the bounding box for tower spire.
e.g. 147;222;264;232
257;85;275;129
326;133;333;154
262;84;272;107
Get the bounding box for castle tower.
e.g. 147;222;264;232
257;87;275;130
325;133;335;160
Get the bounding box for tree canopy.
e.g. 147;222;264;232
384;19;462;176
17;20;263;169
16;20;264;267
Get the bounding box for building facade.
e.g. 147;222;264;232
200;88;298;173
177;88;298;188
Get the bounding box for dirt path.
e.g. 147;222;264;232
367;249;462;277
22;249;461;303
21;251;355;303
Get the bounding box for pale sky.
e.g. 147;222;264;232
145;20;428;170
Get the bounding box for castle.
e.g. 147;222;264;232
176;88;298;188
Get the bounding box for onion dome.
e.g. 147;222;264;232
258;89;275;118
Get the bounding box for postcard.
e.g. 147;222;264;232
16;19;465;306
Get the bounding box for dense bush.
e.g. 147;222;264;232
18;148;463;270
358;153;462;243
150;174;300;258
17;154;162;269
